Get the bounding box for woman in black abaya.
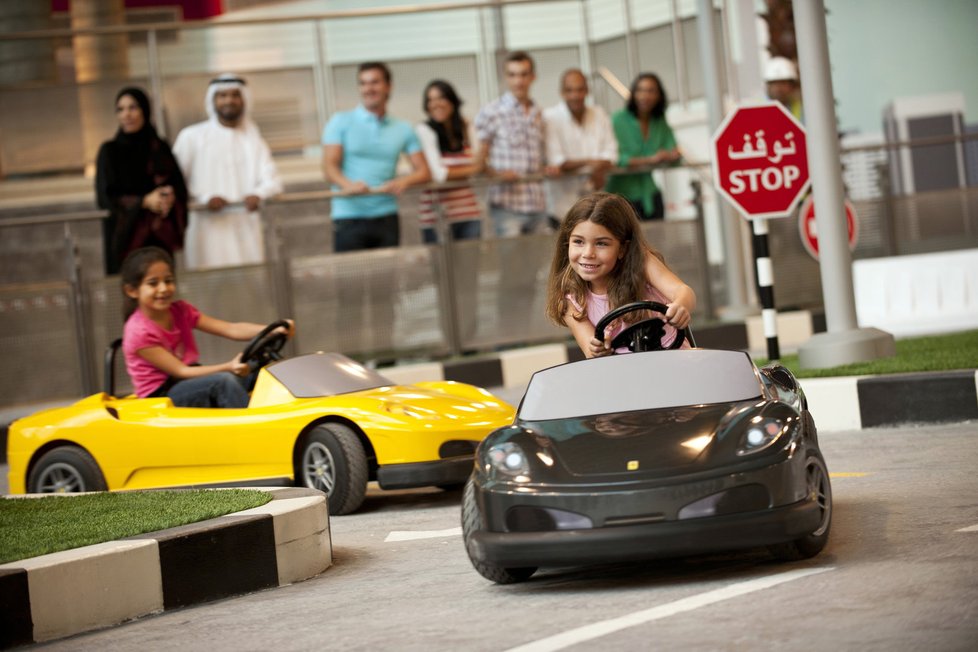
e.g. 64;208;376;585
95;87;187;275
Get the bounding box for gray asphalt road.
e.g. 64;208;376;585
31;421;978;651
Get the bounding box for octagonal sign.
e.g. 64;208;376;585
712;102;810;220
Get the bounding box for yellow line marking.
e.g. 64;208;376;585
830;472;870;478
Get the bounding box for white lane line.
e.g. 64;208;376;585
505;567;834;652
956;524;978;532
384;527;462;542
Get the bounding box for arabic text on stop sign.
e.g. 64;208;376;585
728;166;801;194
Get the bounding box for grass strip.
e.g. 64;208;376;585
0;489;273;565
756;329;978;377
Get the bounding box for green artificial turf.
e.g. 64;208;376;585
0;489;273;564
756;329;978;378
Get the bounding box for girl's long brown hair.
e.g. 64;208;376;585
545;192;665;327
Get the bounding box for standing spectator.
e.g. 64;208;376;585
765;56;803;122
475;50;549;236
416;79;484;345
415;80;483;242
607;73;681;221
172;73;282;270
475;51;549;330
321;61;430;251
96;87;187;275
544;68;618;221
321;62;430;356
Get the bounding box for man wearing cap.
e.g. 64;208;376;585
173;74;283;270
765;57;803;122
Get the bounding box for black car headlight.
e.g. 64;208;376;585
737;417;788;455
484;441;530;478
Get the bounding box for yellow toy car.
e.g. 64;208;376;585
6;326;515;515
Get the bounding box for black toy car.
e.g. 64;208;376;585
462;302;832;583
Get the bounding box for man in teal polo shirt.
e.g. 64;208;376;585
321;61;429;252
321;62;429;357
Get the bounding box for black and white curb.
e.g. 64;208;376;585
383;345;978;433
0;487;330;646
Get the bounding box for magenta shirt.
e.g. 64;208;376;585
123;300;201;397
567;284;688;353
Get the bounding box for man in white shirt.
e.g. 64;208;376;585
173;74;283;270
543;69;618;221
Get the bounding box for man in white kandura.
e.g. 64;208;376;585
173;73;283;270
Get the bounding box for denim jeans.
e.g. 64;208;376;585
489;206;550;331
489;206;551;238
166;372;250;408
333;214;400;252
420;219;482;244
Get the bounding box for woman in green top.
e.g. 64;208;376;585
607;73;681;220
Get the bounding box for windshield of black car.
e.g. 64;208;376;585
518;349;763;421
265;352;392;398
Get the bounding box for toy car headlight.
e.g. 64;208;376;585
737;417;786;455
484;442;529;477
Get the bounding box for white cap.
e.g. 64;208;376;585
764;57;798;82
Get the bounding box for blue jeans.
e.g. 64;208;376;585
333;214;399;252
166;372;250;408
489;206;551;238
421;219;481;244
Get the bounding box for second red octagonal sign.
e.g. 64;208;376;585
712;102;810;220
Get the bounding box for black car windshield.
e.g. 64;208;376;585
265;352;393;398
519;349;763;421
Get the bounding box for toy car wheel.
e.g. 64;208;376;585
27;446;107;493
768;454;832;561
298;423;368;515
462;480;537;584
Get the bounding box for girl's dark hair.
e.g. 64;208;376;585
545;192;665;327
626;73;668;119
120;246;174;319
423;79;468;153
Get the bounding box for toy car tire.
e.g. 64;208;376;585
768;453;832;561
27;446;107;493
462;480;537;584
298;423;368;516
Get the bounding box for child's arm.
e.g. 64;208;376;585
195;315;295;342
136;347;248;380
645;252;696;329
563;311;614;359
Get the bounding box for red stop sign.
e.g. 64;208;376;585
798;195;858;260
712;102;810;219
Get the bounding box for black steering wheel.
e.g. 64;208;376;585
240;320;290;368
593;301;688;353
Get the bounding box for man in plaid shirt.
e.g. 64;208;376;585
475;51;550;237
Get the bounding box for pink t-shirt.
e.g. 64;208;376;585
123;300;201;397
567;284;689;353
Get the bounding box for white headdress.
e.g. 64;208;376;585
205;73;252;123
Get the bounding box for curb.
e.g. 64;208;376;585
0;487;331;646
383;344;978;434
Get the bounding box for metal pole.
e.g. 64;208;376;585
621;0;639;82
670;0;689;107
793;0;894;368
65;223;96;395
696;0;752;318
689;178;717;320
311;20;331;130
578;0;594;80
146;29;165;137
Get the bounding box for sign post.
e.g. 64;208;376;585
712;102;811;361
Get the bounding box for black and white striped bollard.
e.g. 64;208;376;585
751;218;780;361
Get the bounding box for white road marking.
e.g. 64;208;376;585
384;527;462;542
505;567;834;652
956;524;978;532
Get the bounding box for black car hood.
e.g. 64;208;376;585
518;400;758;478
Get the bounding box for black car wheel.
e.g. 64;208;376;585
462;480;537;584
769;453;832;561
297;423;368;515
27;446;107;493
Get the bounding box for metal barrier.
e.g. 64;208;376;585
0;167;712;406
